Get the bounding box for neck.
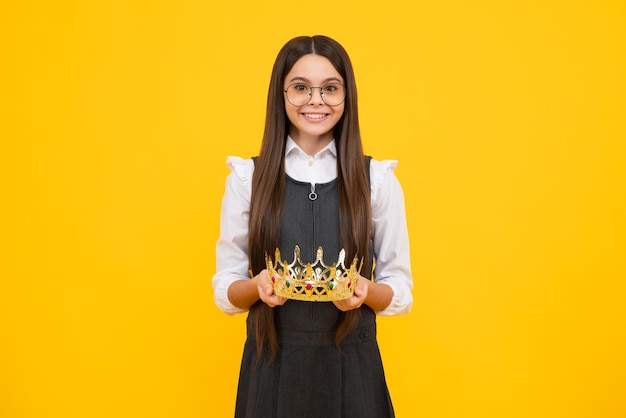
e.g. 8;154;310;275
290;133;333;157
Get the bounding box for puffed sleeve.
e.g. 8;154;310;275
370;159;413;315
212;156;255;314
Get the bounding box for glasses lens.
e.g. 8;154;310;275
285;83;346;106
319;83;345;106
286;84;312;106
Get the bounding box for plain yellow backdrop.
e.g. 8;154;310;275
1;1;625;417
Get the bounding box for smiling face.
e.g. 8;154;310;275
283;54;345;154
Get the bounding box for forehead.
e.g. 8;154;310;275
285;54;343;84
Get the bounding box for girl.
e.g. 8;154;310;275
213;35;412;418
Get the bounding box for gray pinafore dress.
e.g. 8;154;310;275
235;161;395;418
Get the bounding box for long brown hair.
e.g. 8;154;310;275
248;35;372;358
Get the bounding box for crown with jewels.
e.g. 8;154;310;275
265;246;362;301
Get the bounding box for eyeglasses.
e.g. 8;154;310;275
284;82;346;107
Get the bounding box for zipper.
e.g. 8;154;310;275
308;182;317;201
309;182;317;322
309;182;317;258
309;182;317;253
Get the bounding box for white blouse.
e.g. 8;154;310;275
213;138;413;316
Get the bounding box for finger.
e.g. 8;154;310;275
268;295;287;307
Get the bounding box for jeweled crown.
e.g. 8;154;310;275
266;246;361;301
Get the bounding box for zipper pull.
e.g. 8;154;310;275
308;183;317;201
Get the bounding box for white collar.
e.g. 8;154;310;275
285;136;337;158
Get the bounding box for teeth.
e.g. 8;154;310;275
303;114;326;119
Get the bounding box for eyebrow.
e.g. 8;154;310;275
288;76;343;84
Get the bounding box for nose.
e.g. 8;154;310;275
309;87;324;105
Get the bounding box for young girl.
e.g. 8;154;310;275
213;35;412;418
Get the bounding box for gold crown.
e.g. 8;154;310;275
265;246;362;301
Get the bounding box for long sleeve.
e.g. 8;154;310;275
212;157;254;314
370;159;413;315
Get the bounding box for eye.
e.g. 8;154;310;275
293;83;310;92
323;84;338;92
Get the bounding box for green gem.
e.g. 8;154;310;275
329;281;336;290
285;280;290;288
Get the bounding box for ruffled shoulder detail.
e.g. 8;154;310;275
226;156;255;187
369;158;398;203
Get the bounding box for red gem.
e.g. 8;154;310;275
347;280;352;288
305;283;313;290
271;276;276;282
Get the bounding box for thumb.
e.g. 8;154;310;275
354;283;367;298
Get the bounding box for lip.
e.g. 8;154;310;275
301;113;330;122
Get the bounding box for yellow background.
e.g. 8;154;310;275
1;1;625;417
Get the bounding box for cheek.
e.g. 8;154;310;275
285;104;299;124
334;105;345;120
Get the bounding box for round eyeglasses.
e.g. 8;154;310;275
284;82;346;107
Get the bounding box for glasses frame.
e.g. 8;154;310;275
283;82;346;107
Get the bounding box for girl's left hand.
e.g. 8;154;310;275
332;276;368;311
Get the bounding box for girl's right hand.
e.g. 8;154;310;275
255;269;287;308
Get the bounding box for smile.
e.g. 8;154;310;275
302;113;329;120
